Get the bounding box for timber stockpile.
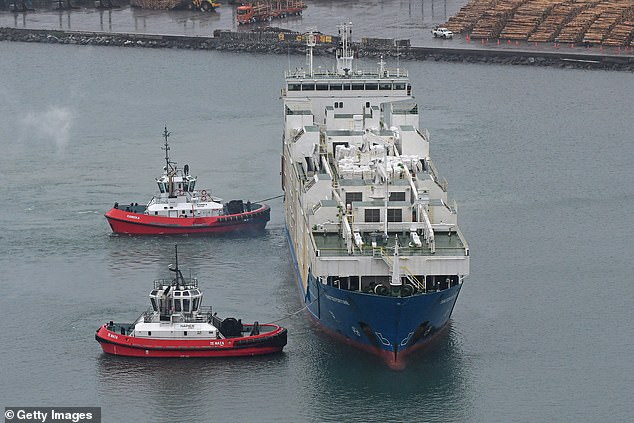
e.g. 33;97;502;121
130;0;183;9
444;0;634;47
130;0;218;10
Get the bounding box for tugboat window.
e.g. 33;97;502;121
174;300;182;312
193;298;200;311
150;298;158;311
183;299;190;313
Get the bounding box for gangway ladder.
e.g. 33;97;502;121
378;244;426;292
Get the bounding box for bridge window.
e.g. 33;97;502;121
365;83;378;90
389;192;406;201
316;84;329;91
288;83;301;91
365;209;380;222
387;209;402;222
345;192;362;205
379;82;392;90
394;83;406;90
352;83;364;90
302;83;315;91
330;83;342;90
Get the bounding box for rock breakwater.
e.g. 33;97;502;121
1;27;632;71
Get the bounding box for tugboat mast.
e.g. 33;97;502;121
162;126;176;173
169;244;185;288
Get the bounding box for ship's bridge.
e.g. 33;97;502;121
156;167;196;195
149;279;204;317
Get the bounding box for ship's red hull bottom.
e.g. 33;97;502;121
95;324;287;358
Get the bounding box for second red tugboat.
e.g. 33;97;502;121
105;127;270;235
96;246;287;357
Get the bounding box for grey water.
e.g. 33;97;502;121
0;41;633;423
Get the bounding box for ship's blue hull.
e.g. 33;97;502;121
285;227;461;363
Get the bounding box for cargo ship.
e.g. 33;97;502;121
280;23;470;366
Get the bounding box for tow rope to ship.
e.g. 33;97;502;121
265;298;318;325
255;194;284;203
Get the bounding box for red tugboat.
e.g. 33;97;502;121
96;246;287;358
104;127;270;235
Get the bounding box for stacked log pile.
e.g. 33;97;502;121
581;2;627;44
528;1;590;42
470;0;528;39
583;3;634;44
445;0;497;34
556;1;613;43
499;0;563;40
130;0;183;9
602;20;634;46
443;0;634;46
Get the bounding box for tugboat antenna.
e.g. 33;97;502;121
162;126;176;172
169;244;185;288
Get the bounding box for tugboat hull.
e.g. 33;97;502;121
95;324;287;357
104;204;270;235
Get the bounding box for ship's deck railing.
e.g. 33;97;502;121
142;306;214;324
316;244;465;257
426;158;448;192
312;229;468;257
285;68;409;79
153;278;199;289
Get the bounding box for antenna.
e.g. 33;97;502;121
169;244;185;288
306;28;316;77
162;126;176;172
336;22;354;76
